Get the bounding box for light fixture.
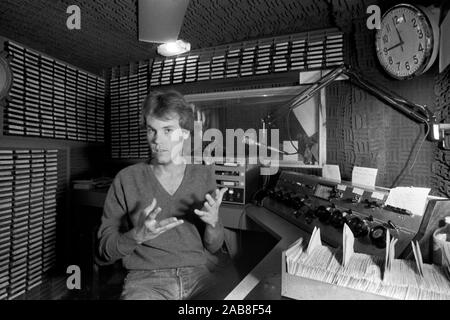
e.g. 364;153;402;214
157;39;191;57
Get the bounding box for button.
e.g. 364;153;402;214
369;225;387;248
346;216;369;238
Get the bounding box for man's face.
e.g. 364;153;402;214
145;115;188;165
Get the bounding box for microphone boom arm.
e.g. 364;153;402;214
264;65;440;140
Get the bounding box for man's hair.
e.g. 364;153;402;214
140;90;194;132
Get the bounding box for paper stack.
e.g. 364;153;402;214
285;227;450;300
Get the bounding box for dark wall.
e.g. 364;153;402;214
326;0;445;192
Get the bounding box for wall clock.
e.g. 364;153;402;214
375;4;440;80
0;52;12;100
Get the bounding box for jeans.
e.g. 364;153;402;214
120;265;214;300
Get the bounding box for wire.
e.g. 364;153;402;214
285;107;300;154
409;122;430;171
390;122;431;188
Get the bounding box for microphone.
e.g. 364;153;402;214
242;136;289;155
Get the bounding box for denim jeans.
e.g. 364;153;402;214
120;265;214;300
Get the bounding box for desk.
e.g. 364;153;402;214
224;205;310;300
225;205;388;300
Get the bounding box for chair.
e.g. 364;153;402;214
91;225;126;300
90;226;242;300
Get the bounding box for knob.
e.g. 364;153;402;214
289;195;301;207
330;187;343;199
369;225;387;248
346;216;369;238
304;209;316;224
293;197;306;208
315;206;332;224
330;210;345;228
297;204;310;216
351;194;361;203
289;195;304;207
364;199;380;209
274;190;284;201
282;192;293;202
267;188;276;198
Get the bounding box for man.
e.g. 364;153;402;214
98;90;228;300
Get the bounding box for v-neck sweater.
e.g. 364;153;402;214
98;162;219;270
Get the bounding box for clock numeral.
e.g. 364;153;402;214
383;47;388;55
396;62;400;70
389;56;393;65
405;61;410;71
418;43;424;52
412;18;417;28
418;29;423;39
386;23;391;33
383;35;388;44
413;55;419;64
393;14;406;25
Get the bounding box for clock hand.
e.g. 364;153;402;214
393;23;404;52
386;41;405;52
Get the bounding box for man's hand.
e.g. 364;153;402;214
194;188;228;228
132;198;183;244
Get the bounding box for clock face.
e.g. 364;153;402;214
375;5;433;79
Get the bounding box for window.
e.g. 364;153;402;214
185;86;326;169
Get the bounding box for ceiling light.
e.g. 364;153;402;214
157;40;191;57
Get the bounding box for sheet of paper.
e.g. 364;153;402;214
306;227;317;255
411;242;419;275
307;227;322;255
411;241;424;277
322;164;341;182
388;238;398;270
440;10;450;73
443;245;450;268
416;241;424;275
342;223;354;267
385;187;431;216
292;246;306;275
351;166;378;188
292;96;318;137
286;239;304;274
371;191;385;201
286;237;303;257
287;247;303;274
282;141;299;162
384;229;391;273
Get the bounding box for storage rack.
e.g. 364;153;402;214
110;64;149;159
3;41;105;143
0;149;58;300
109;28;344;159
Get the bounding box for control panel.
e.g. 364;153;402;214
214;162;260;205
263;171;450;260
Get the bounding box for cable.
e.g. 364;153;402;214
390;122;431;188
409;121;430;171
285;107;300;154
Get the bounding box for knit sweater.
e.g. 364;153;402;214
97;162;223;270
